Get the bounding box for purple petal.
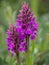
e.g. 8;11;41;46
25;29;32;35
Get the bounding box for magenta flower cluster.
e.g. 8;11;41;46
6;24;26;55
17;2;38;40
6;2;38;55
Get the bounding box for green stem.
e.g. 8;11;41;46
32;41;34;52
31;41;35;65
25;36;32;65
15;45;21;65
16;52;21;65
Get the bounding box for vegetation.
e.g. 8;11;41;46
0;0;49;65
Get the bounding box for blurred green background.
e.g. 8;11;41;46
0;0;49;65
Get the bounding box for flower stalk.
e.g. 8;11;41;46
16;52;21;65
15;45;21;65
25;36;32;65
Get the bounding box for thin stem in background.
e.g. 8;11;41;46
31;0;40;17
